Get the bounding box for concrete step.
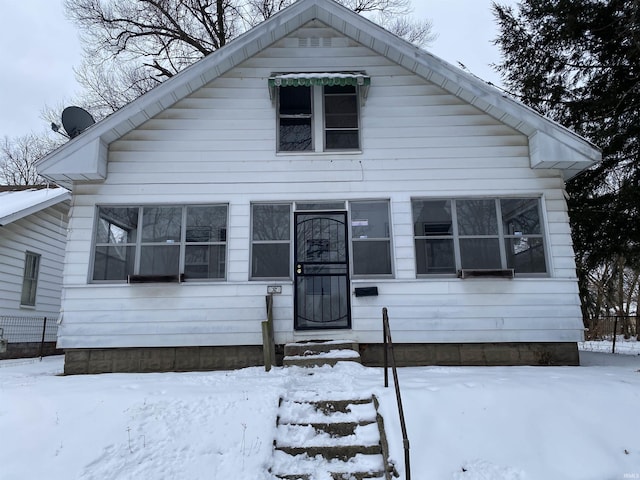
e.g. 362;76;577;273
276;444;382;461
284;340;359;357
271;450;386;479
283;340;361;367
275;475;385;480
275;421;381;448
277;398;377;425
272;396;389;479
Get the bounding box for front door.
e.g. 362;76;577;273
294;212;351;330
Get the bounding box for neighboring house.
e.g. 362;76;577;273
37;0;601;374
0;185;70;323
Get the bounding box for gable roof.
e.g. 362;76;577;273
0;186;71;226
37;0;601;188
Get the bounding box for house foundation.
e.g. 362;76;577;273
62;342;579;374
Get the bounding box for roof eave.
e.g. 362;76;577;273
37;0;601;182
0;190;71;226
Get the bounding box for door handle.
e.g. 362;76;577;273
296;264;302;274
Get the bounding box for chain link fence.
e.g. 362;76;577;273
585;316;639;341
0;315;60;360
583;315;639;354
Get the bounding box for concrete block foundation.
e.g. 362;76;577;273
62;342;579;374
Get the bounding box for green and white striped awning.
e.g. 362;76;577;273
268;73;370;104
268;72;370;88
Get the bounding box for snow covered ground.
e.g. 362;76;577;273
1;351;639;480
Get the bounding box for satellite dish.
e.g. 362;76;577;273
61;106;95;139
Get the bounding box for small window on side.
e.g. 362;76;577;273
21;252;40;306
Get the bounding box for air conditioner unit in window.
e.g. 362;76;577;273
457;269;515;279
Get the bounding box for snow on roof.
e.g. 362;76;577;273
0;186;70;225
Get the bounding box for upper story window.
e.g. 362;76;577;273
270;73;370;153
412;197;547;276
92;205;228;282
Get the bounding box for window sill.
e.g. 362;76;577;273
19;304;37;309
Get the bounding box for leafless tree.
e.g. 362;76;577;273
65;0;435;115
0;134;62;186
584;256;640;340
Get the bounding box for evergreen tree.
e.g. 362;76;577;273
493;0;640;320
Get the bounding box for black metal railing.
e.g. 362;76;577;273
0;315;58;359
382;307;410;480
586;315;638;339
585;315;639;353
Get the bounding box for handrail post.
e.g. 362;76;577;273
39;317;47;361
383;307;389;388
382;307;410;480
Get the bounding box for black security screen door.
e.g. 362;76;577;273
294;212;351;330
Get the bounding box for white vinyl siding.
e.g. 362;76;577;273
56;22;583;349
0;202;68;318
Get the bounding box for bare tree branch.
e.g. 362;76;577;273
65;0;435;114
0;134;62;186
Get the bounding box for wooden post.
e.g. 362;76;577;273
262;295;275;371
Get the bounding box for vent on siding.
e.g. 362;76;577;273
298;37;332;47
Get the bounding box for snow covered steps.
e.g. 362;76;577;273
283;340;361;368
270;395;392;480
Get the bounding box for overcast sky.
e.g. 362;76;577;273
0;0;516;139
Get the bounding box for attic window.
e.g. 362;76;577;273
270;73;369;153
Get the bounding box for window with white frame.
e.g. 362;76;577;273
251;203;291;279
350;201;392;276
276;82;362;152
412;198;547;275
92;205;227;281
21;251;40;306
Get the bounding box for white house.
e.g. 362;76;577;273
0;186;70;323
37;0;601;374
